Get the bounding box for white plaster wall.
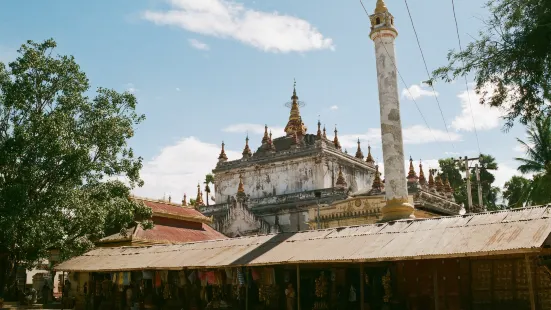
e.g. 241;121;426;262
322;160;374;192
215;158;323;202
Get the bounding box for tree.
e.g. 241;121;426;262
437;154;500;210
503;176;532;208
433;0;551;129
513;115;551;205
0;39;152;298
189;199;197;207
204;174;214;206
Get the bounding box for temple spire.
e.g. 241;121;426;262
262;124;269;144
333;126;341;150
267;130;276;152
375;0;389;14
335;166;347;190
407;156;418;182
284;79;307;137
372;164;383;192
418;161;426;186
195;183;204;207
218;141;228;162
322;125;327;139
355;138;364;160
428;169;436;189
316;119;322;139
435;173;444;193
365;144;375;166
242;134;252;158
182;193;187;206
237;174;245;195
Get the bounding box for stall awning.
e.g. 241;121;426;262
55;206;551;272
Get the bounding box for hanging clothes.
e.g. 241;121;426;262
188;270;196;284
122;272;131;286
251;269;261;281
237;269;245;285
155;272;162;287
142;271;153;280
178;271;188;287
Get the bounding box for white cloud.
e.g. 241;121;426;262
402;84;436;100
451;84;508;131
133;137;240;201
176;87;181;91
223;123;285;135
340;125;461;149
330;105;338;110
125;83;139;93
188;38;210;50
142;0;335;53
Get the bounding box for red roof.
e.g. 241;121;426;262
98;197;226;246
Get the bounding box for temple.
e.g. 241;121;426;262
199;82;461;237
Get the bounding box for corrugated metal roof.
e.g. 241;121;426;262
55;206;551;272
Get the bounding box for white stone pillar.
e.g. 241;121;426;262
369;0;414;221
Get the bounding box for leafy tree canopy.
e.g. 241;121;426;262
0;39;152;296
433;0;551;129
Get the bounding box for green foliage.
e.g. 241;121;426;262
433;0;551;129
189;198;197;206
438;154;500;210
0;39;152;294
204;173;214;206
503;176;532;208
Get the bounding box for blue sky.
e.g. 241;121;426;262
0;0;528;201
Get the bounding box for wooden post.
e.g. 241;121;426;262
297;265;301;310
360;264;365;310
525;255;536;310
245;268;249;310
433;267;439;310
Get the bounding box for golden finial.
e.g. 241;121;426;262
195;183;204;207
242;134;252;158
182;193;187;206
322;125;327;139
268;130;276;151
285;79;307;136
375;0;388;14
418;160;426;185
262;124;269;144
292;78;297;100
407;156;418;180
336;165;347;189
316;118;322;139
237;174;245;194
218;141;228;161
333;125;341;150
365;144;375;166
355;138;364;159
372;164;383;191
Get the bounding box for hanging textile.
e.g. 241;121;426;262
178;271;188;286
142;271;153;280
206;271;216;285
155;272;162;287
122;272;131;286
251;269;261;281
188;270;196;284
159;270;169;283
237;269;245;285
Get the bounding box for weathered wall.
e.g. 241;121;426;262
214;157;323;202
321;158;374;192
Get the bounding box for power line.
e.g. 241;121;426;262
450;0;482;155
359;0;443;150
402;0;457;150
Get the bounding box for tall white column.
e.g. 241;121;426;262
369;0;414;221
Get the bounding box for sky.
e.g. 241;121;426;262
0;0;531;203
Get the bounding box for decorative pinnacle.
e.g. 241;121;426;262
355;138;364;159
323;125;327;139
365;144;375;165
375;0;389;14
316;119;322;139
292;78;298;100
262;124;269;144
372;164;383;191
333;126;341;150
242;134;252;157
336;165;347;189
418;160;426;185
407;156;418;180
218;141;228;161
182;193;187;206
237;174;245;194
195;183;204;206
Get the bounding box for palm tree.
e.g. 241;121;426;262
515;115;551;175
204;174;215;206
514;115;551;205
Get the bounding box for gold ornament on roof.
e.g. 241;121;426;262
195;183;204;206
333;126;341;150
284;79;307;137
428;169;436;189
218;141;228;161
262;125;269;144
182;193;187;206
316;120;322;139
407;156;418;181
322;125;327;139
355;138;364;160
237;174;245;194
365;144;375;166
372;164;383;191
418;161;426;185
242;135;252;158
375;0;389;14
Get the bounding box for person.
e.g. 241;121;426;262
285;283;296;310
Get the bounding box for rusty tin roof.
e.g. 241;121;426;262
55;206;551;272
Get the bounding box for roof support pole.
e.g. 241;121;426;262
245;268;249;310
525;255;536;310
433;267;439;310
297;264;301;310
360;264;365;310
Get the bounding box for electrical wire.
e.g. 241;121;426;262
402;0;457;150
359;0;443;150
450;0;482;155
